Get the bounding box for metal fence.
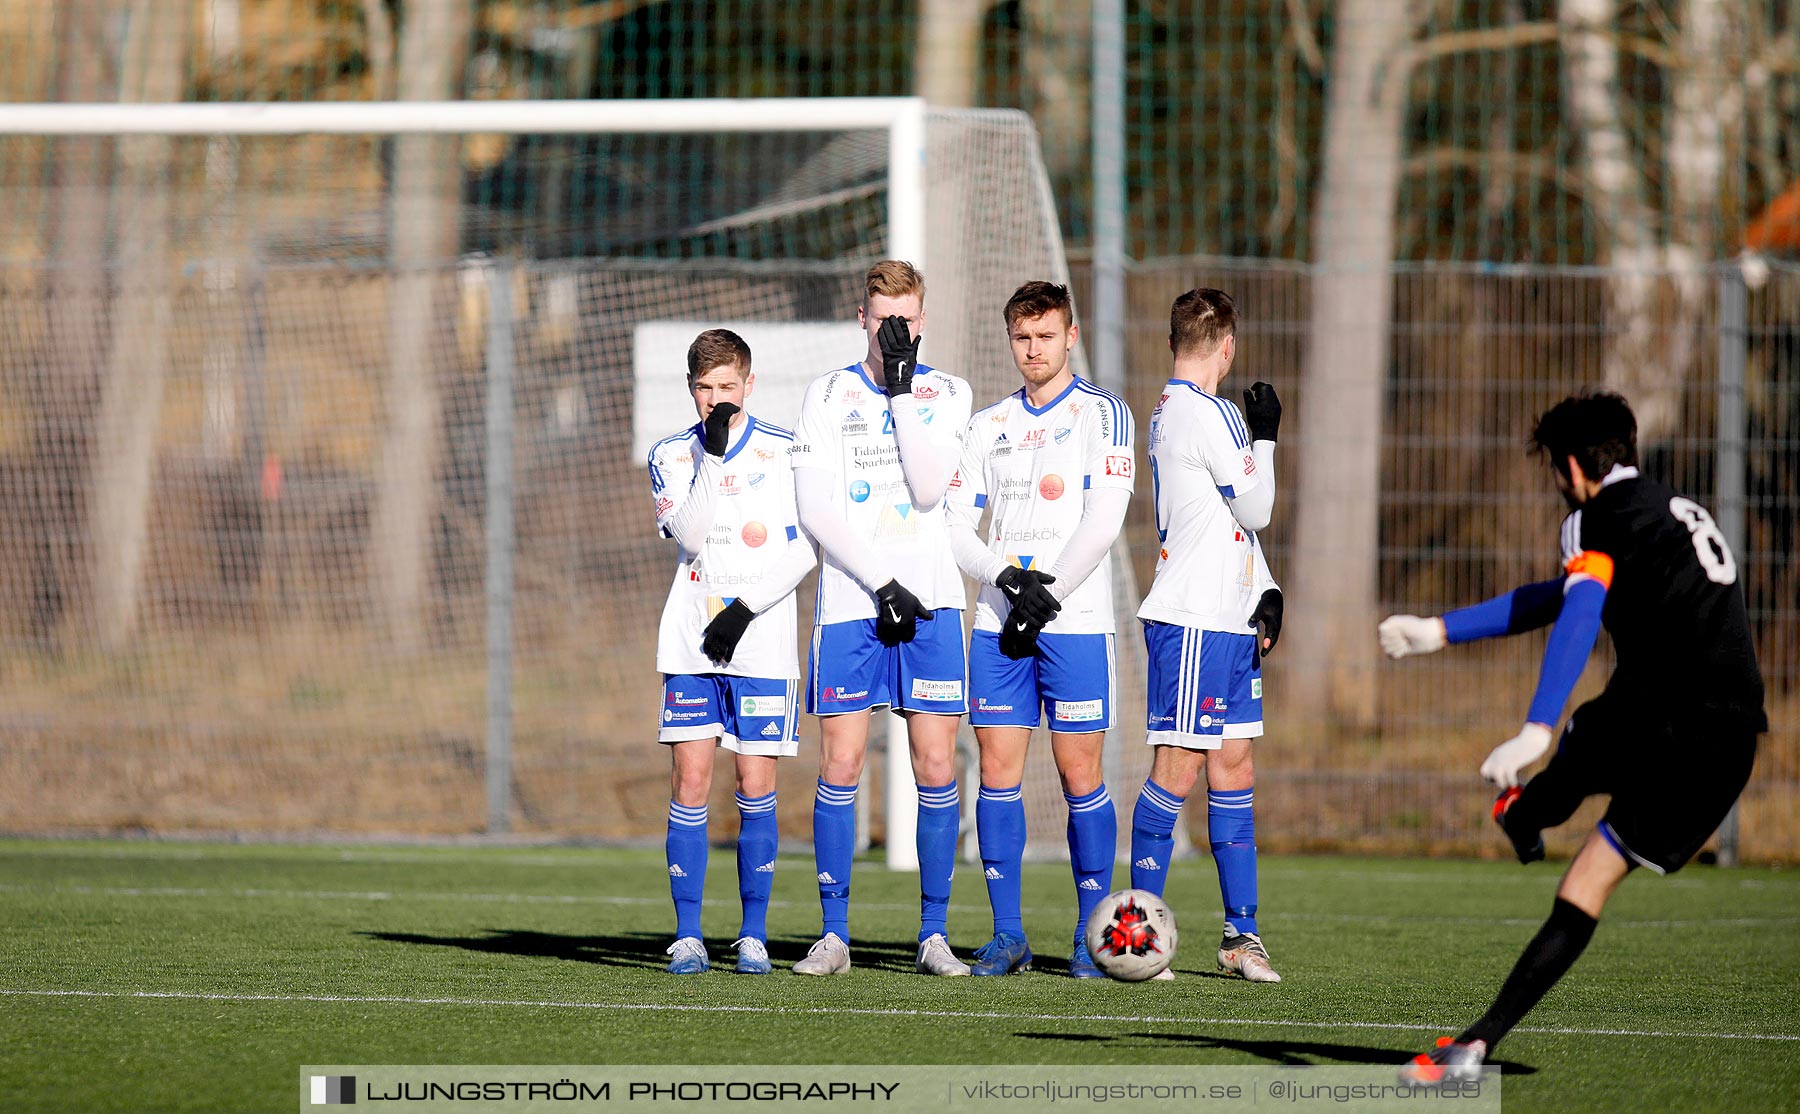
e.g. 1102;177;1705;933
2;251;1793;861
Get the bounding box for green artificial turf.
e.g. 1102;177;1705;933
0;840;1795;1112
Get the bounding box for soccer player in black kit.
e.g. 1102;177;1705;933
1377;391;1767;1083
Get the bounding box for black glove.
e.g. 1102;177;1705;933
874;578;933;646
701;598;756;664
702;401;740;458
1242;381;1280;442
1249;588;1283;660
995;566;1060;630
876;315;920;396
1000;609;1048;659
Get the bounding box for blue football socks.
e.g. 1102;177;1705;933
813;779;857;942
1065;784;1116;935
1209;788;1258;936
1130;779;1185;894
977;784;1026;936
916;781;960;942
666;801;709;940
735;790;777;943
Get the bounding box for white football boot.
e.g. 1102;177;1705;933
792;932;852;976
915;933;971;976
1217;928;1282;982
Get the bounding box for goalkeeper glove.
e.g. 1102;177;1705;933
995;566;1060;630
700;598;756;665
998;615;1042;661
874;579;933;646
1378;614;1447;659
1480;723;1553;789
1242;381;1281;442
1249;587;1283;659
702;401;740;458
877;314;920;396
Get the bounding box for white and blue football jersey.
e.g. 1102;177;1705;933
1137;380;1267;632
649;417;804;679
790;363;972;623
948;376;1135;635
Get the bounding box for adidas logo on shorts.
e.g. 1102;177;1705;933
760;722;781;737
1133;856;1161;871
668;864;688;877
1078;878;1102;890
984;866;1004;880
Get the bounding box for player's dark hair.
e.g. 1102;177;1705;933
1170;288;1235;357
1530;390;1638;480
686;328;752;384
1003;281;1075;330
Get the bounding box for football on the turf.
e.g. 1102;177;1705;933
1085;888;1178;981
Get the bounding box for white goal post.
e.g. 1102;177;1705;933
1;96;930;866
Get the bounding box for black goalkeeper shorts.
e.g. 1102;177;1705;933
1553;693;1758;875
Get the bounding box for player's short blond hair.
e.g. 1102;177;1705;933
686;328;751;386
863;260;925;306
1170;288;1235;358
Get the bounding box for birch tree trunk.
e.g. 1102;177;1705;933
87;0;190;649
1561;0;1722;443
1287;0;1419;728
371;0;472;652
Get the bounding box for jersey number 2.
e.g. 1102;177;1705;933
1669;497;1737;585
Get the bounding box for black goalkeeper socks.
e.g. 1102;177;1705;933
1460;897;1598;1049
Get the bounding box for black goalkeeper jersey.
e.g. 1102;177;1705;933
1559;472;1767;731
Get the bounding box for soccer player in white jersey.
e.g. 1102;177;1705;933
647;329;816;976
789;261;976;977
945;281;1135;977
1129;289;1287;982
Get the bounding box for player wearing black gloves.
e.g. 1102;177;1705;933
789;261;977;978
646;330;816;977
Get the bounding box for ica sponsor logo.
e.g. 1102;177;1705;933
1038;474;1065;501
849;479;871;502
741;521;768;547
913;384;939;400
655;497;673;515
1243;454;1256;475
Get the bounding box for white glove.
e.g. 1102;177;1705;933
1378;614;1447;659
1480;723;1553;789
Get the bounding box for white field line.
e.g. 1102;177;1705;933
3;987;1796;1044
0;882;1788;931
2;883;1794;930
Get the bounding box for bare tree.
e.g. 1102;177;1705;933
371;0;472;652
1287;0;1424;728
1020;0;1090;184
1562;0;1737;443
916;0;990;108
87;0;191;649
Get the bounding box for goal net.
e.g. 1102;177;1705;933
0;99;1154;861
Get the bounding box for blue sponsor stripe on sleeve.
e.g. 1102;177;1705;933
974;493;988;508
786;525;799;541
1217;483;1236;500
